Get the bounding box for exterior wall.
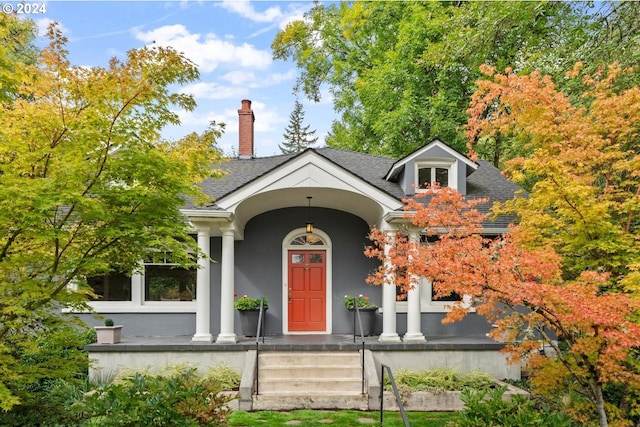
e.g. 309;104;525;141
373;349;520;380
403;312;493;337
232;207;379;336
78;206;494;339
88;347;520;383
78;313;196;337
88;350;246;381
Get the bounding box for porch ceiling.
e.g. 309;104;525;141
233;187;386;232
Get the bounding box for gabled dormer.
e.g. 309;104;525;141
385;139;478;196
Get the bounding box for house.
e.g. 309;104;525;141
82;99;521;346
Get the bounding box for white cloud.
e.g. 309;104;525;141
221;70;256;86
180;82;249;100
35;18;70;37
219;1;308;37
220;69;295;88
134;24;272;72
249;69;296;88
219;0;284;23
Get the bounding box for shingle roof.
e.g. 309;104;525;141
186;148;523;229
466;160;523;229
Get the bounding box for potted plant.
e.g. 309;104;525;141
344;294;378;336
95;318;123;344
234;295;268;337
344;294;377;310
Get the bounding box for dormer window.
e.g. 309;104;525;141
415;159;456;191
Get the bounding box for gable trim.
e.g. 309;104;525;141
216;150;404;213
385;139;478;181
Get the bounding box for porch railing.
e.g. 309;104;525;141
351;299;366;395
380;364;410;427
254;299;266;395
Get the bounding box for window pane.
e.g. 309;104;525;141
431;288;461;302
435;168;448;187
88;272;131;301
145;265;196;301
309;254;323;263
291;254;305;264
291;236;307;245
418;167;431;189
306;235;325;245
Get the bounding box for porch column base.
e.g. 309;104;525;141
216;333;237;344
378;332;401;343
403;332;426;343
191;333;213;343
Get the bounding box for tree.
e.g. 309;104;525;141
272;1;581;157
527;2;640;96
0;22;225;411
0;13;39;102
466;63;640;288
365;188;640;427
279;100;318;154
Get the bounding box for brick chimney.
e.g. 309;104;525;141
238;99;254;159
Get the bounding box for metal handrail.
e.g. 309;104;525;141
351;298;366;394
380;364;410;427
254;299;266;395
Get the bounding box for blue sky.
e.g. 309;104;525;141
32;0;334;156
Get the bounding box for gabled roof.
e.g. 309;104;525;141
385;139;478;181
185;145;523;231
187;147;404;210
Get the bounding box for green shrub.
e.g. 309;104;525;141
454;386;577;427
78;367;235;426
0;323;94;426
384;368;494;394
205;362;241;390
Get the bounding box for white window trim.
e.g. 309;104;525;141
415;158;457;192
79;268;197;314
391;277;475;313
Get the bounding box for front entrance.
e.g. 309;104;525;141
287;250;326;332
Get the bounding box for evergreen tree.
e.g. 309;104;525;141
279;100;318;154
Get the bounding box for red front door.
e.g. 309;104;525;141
288;250;326;332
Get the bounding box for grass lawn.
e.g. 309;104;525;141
228;410;458;426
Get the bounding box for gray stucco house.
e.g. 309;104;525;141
84;99;521;345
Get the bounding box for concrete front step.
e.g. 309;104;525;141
259;365;362;379
259;351;361;366
252;393;369;411
257;377;364;394
253;351;367;409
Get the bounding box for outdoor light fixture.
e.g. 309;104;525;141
306;196;313;233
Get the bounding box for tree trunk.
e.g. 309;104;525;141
594;383;609;427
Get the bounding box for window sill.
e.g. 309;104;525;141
379;303;476;314
65;301;197;314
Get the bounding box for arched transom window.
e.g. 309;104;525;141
290;234;326;246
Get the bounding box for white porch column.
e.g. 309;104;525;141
404;229;426;343
192;227;213;342
216;226;237;343
379;231;401;343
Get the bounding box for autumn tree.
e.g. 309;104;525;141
272;1;584;157
366;188;640;427
0;21;225;412
467;63;640;289
279;99;318;154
